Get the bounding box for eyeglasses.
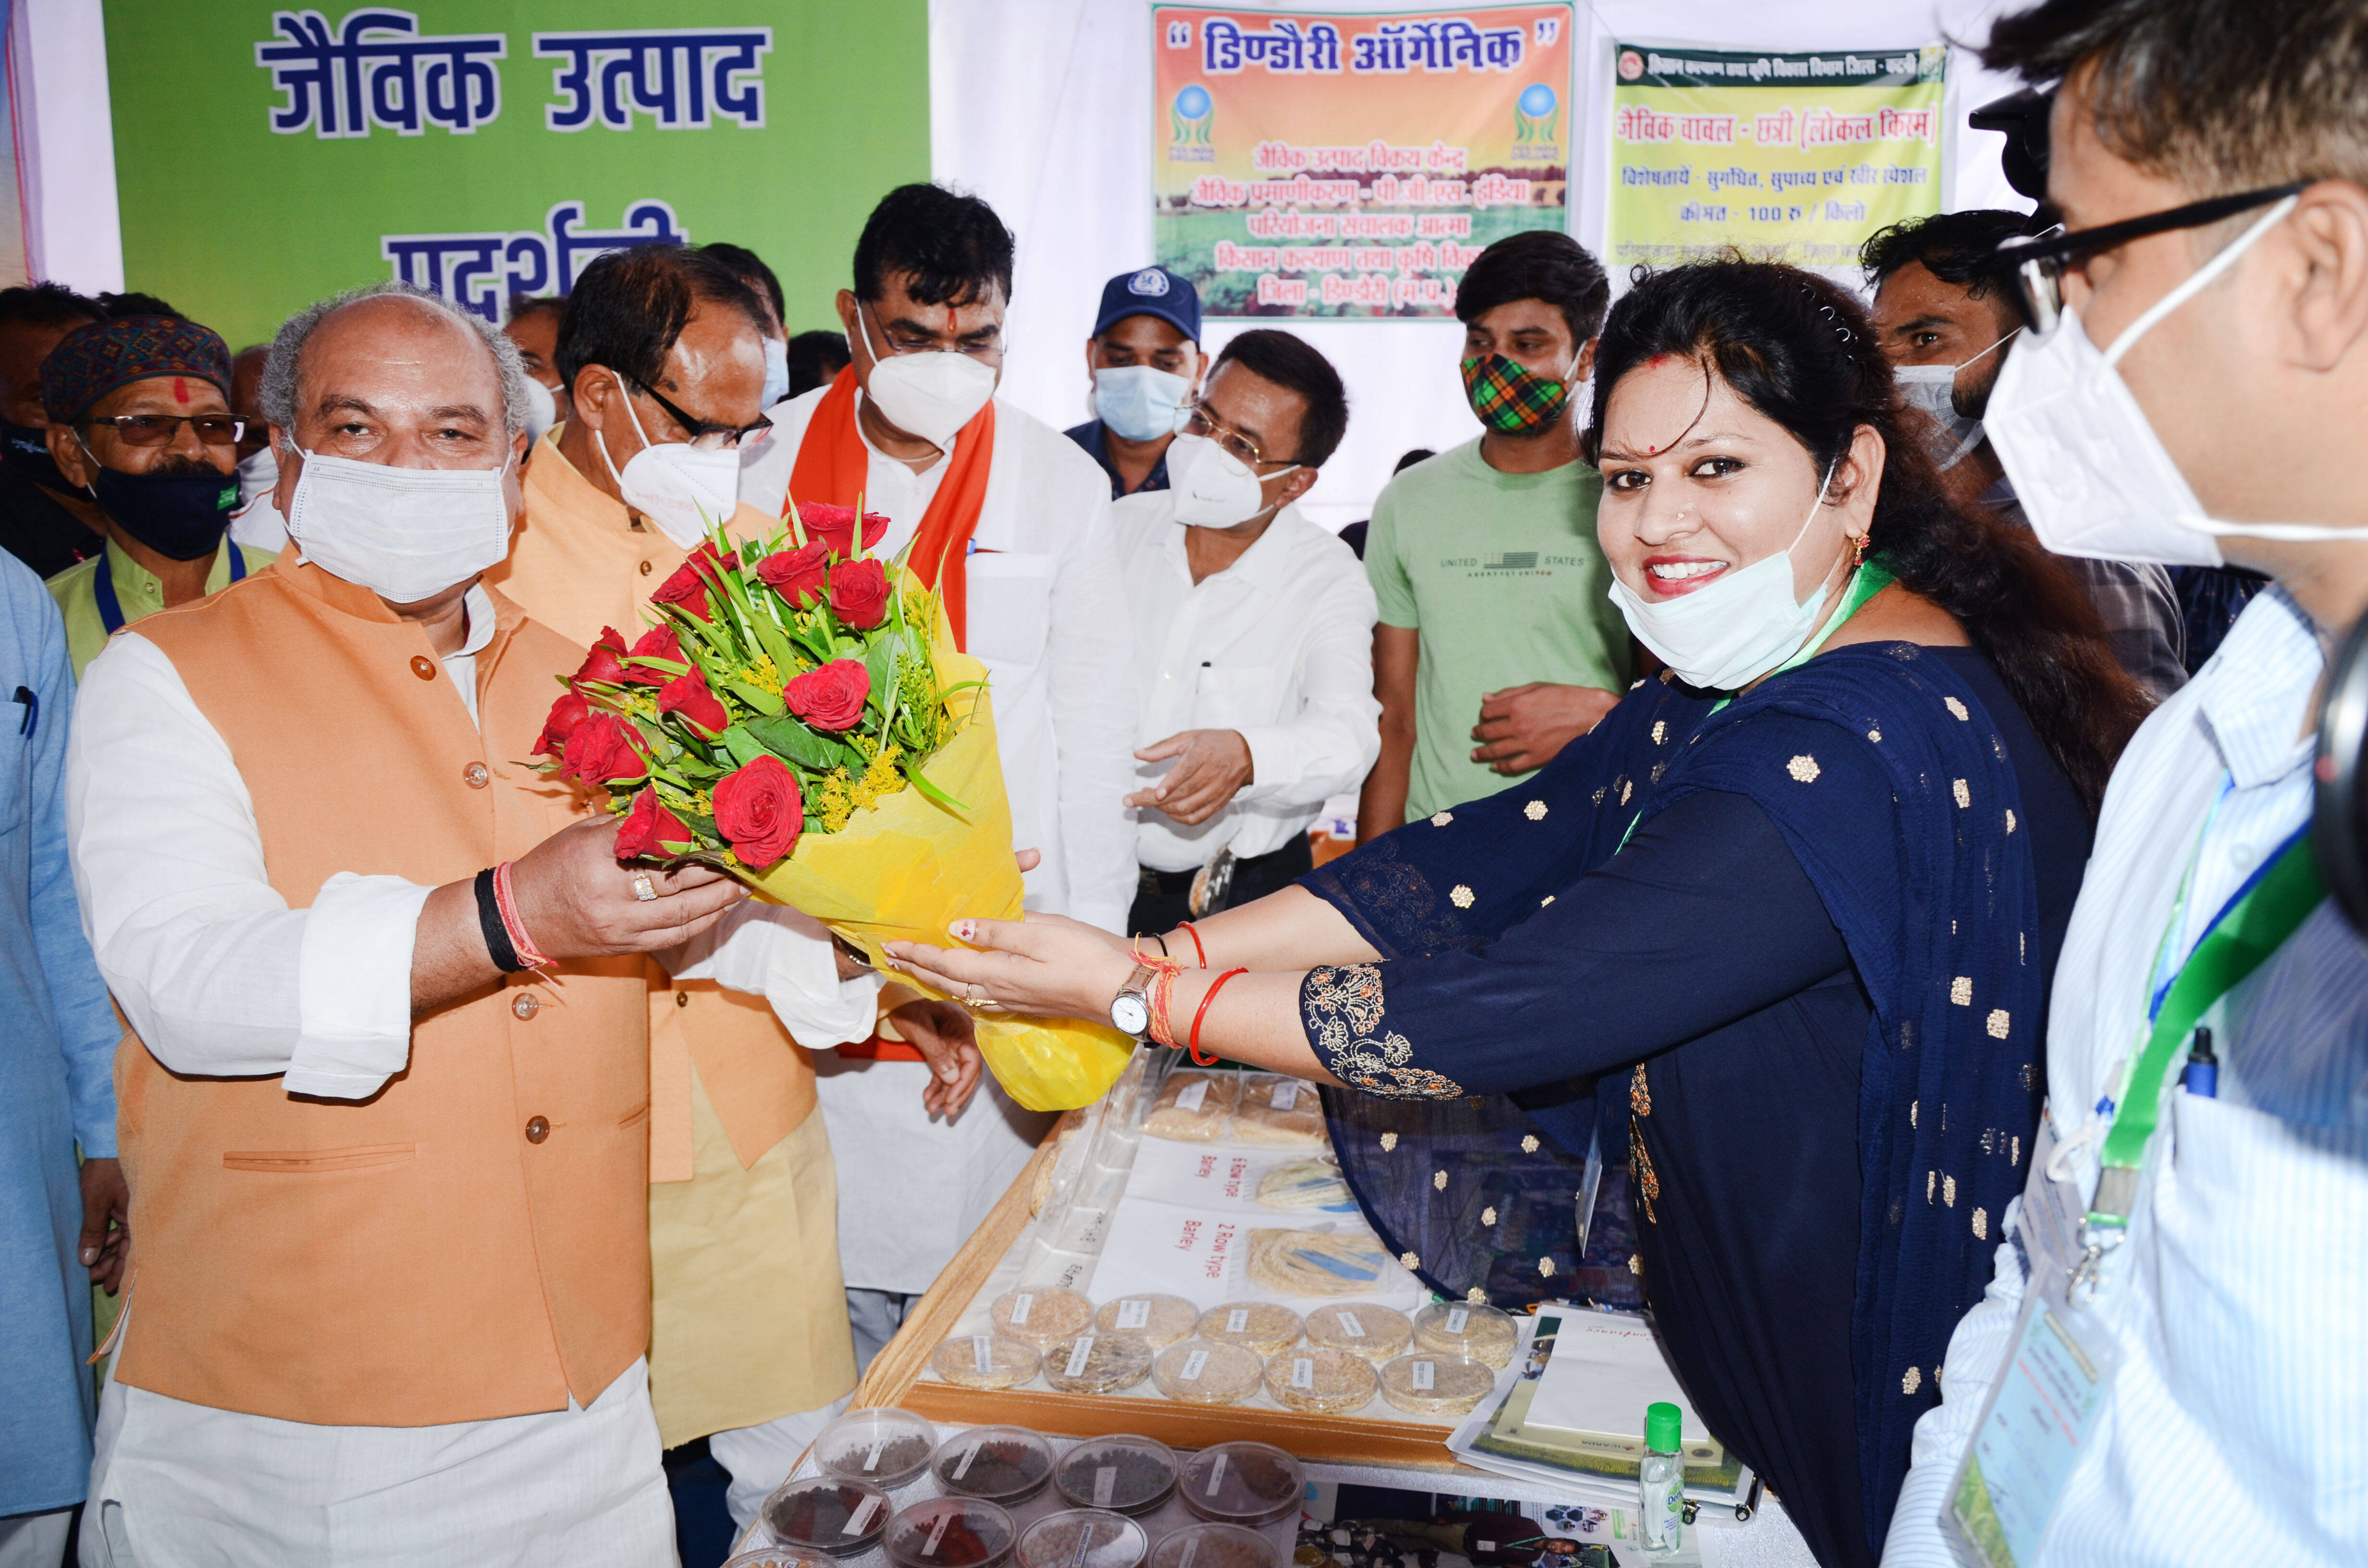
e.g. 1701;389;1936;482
1172;400;1291;469
629;378;770;451
79;413;246;448
1995;180;2311;332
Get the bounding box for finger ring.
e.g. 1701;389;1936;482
630;872;658;902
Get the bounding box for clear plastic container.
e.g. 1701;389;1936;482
1015;1509;1147;1568
1377;1353;1497;1419
1302;1302;1412;1363
885;1497;1017;1568
1145;1523;1277;1568
1053;1434;1178;1516
726;1551;839;1568
990;1287;1095;1348
1411;1300;1519;1368
762;1476;892;1558
814;1407;938;1491
1176;1441;1303;1526
1261;1345;1378;1415
1193;1302;1302;1357
1092;1294;1199;1349
1150;1338;1263;1407
931;1425;1056;1505
931;1334;1042;1390
1041;1333;1153;1396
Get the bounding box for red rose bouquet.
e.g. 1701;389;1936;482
532;501;1132;1112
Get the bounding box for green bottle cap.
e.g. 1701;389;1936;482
1645;1401;1683;1453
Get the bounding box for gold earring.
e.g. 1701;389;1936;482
1851;534;1869;568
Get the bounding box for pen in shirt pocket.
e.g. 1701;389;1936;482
2181;1026;2218;1098
13;685;34;738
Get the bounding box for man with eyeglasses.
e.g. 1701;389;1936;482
737;183;1135;1395
37;316;277;677
1881;3;2368;1566
483;243;976;1531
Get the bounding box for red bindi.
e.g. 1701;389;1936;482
173;377;188;404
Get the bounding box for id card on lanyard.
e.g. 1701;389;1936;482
1942;820;2323;1568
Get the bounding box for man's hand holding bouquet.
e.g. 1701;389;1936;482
532;499;1135;1111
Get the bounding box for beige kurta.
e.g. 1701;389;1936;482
492;429;858;1444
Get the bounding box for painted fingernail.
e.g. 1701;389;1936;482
953;920;974;941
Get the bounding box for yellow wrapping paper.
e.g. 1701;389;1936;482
735;643;1135;1112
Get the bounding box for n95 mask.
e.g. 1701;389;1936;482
592;374;741;550
852;303;998;449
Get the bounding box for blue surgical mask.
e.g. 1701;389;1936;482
1095;364;1192;444
762;336;791;410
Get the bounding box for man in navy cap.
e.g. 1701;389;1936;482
1064;266;1203;500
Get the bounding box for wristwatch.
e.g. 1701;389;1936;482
1110;964;1156;1039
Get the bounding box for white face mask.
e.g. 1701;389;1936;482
1168;431;1297;529
1095;364;1193;443
1606;463;1842;691
761;336;790;410
592;374;743;550
284;444;515;604
851;303;999;449
517;376;558;449
235;444;278;505
1987;195;2368;565
1893;329;2015;470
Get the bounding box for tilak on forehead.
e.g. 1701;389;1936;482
1627;355;1715;458
39;315;233;424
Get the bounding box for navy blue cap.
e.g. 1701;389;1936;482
1092;266;1201;343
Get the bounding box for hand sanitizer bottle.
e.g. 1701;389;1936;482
1639;1400;1684;1556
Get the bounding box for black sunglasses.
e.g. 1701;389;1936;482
1996;180;2311;332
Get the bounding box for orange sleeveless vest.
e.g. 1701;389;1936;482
113;561;651;1425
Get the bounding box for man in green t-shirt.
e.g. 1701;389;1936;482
1357;231;1632;835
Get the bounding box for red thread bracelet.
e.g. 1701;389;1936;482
1188;967;1248;1065
1147;966;1180;1048
490;860;555;972
1177;921;1208;968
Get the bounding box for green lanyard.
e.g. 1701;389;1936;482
2086;827;2323;1229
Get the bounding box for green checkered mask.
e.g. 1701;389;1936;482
1460;352;1570;433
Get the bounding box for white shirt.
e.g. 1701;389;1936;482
739;384;1139;933
1111;492;1379;872
1883;587;2368;1567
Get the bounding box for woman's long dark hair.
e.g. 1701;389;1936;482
1582;259;2150;810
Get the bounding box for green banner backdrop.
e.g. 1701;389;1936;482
103;1;930;349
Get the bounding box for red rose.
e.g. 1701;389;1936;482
613;786;693;860
713;754;804;870
784;658;870;731
755;540;831;608
828;558;890;629
574;625;631;687
622;623;683;686
657;665;730;737
797;502;889;561
558;712;648;785
652;559;712;622
533;689;588;757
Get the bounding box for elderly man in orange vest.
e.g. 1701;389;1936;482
486;244;982;1529
61;281;818;1566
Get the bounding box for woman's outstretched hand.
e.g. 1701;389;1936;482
884;915;1138;1020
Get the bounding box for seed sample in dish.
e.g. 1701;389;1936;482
885;1497;1016;1568
1093;1293;1200;1349
931;1426;1055;1505
1242;1228;1392;1298
1146;1523;1276;1568
1253;1159;1354;1213
814;1406;937;1491
1263;1345;1379;1415
1042;1333;1153;1395
989;1287;1094;1348
1144;1071;1238;1140
763;1476;891;1558
1378;1353;1497;1418
1015;1510;1147;1568
1232;1076;1324;1145
1177;1441;1304;1526
1054;1434;1178;1516
727;1552;840;1568
1301;1302;1412;1362
1194;1301;1302;1356
931;1334;1041;1390
1150;1338;1263;1406
1412;1301;1518;1368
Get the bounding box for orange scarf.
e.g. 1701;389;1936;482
787;365;996;649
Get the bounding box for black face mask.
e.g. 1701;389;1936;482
88;461;238;561
1;419;71;493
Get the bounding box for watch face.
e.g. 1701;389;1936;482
1111;993;1150;1035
